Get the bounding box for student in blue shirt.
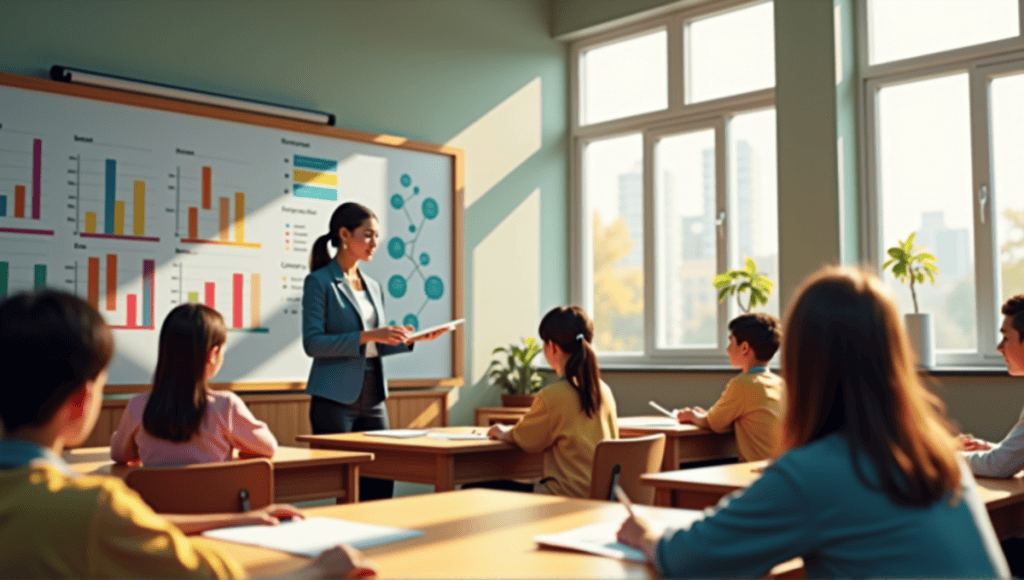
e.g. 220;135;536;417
617;266;1009;578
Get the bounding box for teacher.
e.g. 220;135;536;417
303;201;446;501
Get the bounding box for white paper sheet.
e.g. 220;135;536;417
202;517;423;557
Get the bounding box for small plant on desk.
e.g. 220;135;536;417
488;337;546;407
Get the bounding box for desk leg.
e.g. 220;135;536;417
436;455;455;492
654;488;673;508
662;439;681;471
337;464;359;504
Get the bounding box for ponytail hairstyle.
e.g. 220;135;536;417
538;306;602;418
309;202;377;272
143;303;227;442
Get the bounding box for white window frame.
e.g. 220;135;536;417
858;1;1024;368
570;0;776;367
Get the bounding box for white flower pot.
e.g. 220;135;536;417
905;313;935;369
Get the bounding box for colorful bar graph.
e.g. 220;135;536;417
125;294;137;328
251;273;261;328
142;259;154;328
188;207;198;239
14;185;25;218
204;282;215;308
133;181;145;236
188;291;199;303
87;257;99;308
105;254;117;311
202;166;212;210
218;197;230;241
31;139;41;220
0;262;7;297
232;273;243;328
235;192;245;242
33;264;45;289
0;195;6;217
85;212;96;233
104;159;115;235
113;201;125;236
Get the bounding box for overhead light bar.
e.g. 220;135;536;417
50;65;335;126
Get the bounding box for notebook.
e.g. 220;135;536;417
202;517;423;557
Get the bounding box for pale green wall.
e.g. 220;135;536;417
549;0;687;38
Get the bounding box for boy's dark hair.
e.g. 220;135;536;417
729;312;782;361
1004;294;1024;341
0;289;114;433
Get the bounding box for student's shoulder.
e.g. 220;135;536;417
125;392;150;411
207;389;246;409
769;435;852;487
13;464;122;514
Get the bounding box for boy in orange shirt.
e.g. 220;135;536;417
676;312;785;461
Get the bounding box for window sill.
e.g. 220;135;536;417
590;363;1009;376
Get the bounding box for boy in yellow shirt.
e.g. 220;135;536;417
0;289;370;579
676;312;784;461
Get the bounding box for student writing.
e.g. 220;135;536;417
675;312;784;461
110;303;277;466
488;306;619;498
617;267;1009;578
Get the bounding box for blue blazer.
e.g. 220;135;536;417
302;260;411;405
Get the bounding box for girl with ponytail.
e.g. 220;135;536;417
303;202;448;501
487;305;619;498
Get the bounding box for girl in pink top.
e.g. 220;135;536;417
110;304;277;465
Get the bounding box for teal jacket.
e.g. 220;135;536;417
655;433;1008;578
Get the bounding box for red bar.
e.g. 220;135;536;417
232;273;243;328
87;257;99;308
32;139;41;220
14;185;25;218
205;281;215;309
202;166;211;210
126;294;137;327
105;254;117;312
188;207;198;238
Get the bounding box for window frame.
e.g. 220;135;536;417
570;0;776;367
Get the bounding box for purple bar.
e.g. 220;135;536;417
0;227;55;236
32;139;41;220
79;232;160;243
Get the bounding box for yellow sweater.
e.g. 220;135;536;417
511;379;619;498
704;370;786;461
0;463;244;579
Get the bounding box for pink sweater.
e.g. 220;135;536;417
110;390;278;466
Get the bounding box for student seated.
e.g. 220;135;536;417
617;267;1009;578
959;294;1024;477
0;289;370;579
675;312;784;461
111;304;277;465
488;306;619;498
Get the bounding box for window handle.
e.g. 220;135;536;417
979;185;988;225
716;210;726;239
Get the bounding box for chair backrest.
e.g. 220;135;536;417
589;434;666;505
124;458;274;514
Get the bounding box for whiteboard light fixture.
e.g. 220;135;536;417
50;65;335;126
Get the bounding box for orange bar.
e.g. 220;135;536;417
218;197;229;241
251;273;261;328
202;166;211;210
105;254;117;312
188;207;198;239
14;185;25;218
113;201;125;236
133;181;145;236
87;257;99;308
85;212;97;233
235;192;245;242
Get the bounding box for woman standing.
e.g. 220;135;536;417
303;202;446;500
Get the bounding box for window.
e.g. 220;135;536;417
862;0;1024;366
573;1;777;365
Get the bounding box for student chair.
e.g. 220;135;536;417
124;458;274;514
589;434;666;505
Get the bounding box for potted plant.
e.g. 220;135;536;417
713;257;774;312
488;337;546;407
882;232;940;368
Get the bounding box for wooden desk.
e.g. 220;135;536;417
642;460;1024;541
618;416;737;471
297;427;543;492
475;406;530;426
63;446;374;504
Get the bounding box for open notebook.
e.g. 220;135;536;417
202;517;423;557
534;510;705;563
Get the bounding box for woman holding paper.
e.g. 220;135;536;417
303;202;448;500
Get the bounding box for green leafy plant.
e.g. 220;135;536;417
713;257;774;313
882;232;939;314
487;337;545;396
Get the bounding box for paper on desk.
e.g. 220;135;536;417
617;416;679;428
364;429;428;438
426;431;488;440
202;517;423;557
535;512;705;563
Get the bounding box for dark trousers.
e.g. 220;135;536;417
309;358;394;501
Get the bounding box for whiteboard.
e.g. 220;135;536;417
0;73;463;390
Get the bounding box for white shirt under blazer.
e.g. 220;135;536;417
302;259;411;405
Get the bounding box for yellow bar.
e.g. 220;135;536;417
113;201;125;235
251;273;261;328
292;168;338;186
133;181;145;236
235;192;245;242
85;212;96;233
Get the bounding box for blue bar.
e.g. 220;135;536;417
34;264;46;289
294;154;337;172
0;195;6;217
104;159;116;234
293;183;338;201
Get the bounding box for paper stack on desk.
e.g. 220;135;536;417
203;517;423;556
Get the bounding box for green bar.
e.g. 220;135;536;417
34;264;46;289
0;262;8;297
188;291;199;303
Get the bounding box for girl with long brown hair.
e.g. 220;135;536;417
617;266;1008;578
488;306;619;497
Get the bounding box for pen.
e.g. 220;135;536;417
648;400;675;419
613;484;637;520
